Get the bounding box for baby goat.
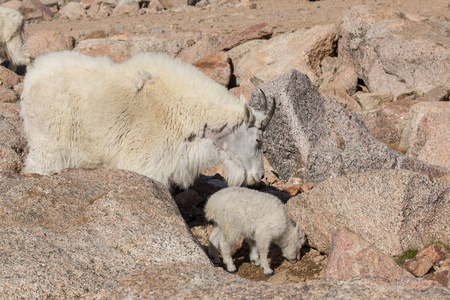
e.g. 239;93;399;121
205;187;306;276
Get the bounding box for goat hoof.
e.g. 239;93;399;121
211;259;221;265
251;260;260;266
227;268;237;274
264;271;274;277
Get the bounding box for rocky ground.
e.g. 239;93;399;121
21;0;450;41
0;0;449;298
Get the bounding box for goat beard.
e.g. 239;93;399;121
223;157;246;187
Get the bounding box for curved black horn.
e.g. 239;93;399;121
259;89;275;131
260;88;268;111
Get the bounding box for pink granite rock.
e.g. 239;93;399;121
76;33;199;62
402;256;434;277
337;5;450;96
26;31;75;58
105;263;450;299
402;244;449;277
192;51;231;87
286;169;450;256
17;0;53;20
363;99;419;145
0;88;18;103
216;22;272;51
325;228;414;281
236;24;337;87
319;56;358;101
177;35;222;63
400;102;450;169
59;1;87;19
416;244;448;264
0;66;20;88
424;270;450;288
0;169;210;298
0;103;27;173
229;85;253;103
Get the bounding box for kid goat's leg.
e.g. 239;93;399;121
219;237;236;273
245;238;260;266
208;226;222;264
255;230;273;276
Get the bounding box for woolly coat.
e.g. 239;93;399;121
21;51;252;187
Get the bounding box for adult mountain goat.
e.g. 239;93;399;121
20;51;275;189
0;7;31;71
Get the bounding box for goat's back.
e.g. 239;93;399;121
205;187;287;228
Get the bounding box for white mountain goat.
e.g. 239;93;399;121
205;187;306;276
0;7;31;72
20;51;275;189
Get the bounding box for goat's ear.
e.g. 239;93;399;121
133;70;155;92
243;104;255;125
204;124;232;149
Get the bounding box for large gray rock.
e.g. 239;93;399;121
0;103;27;173
106;263;450;299
286;169;450;256
250;70;449;183
0;169;210;298
336;5;450;97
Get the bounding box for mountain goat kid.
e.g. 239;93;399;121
205;187;306;276
20;51;275;189
0;7;31;72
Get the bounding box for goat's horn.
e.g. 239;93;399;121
259;89;275;131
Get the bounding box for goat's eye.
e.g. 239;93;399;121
256;139;262;148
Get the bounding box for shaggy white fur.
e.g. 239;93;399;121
205;187;306;276
20;51;274;188
0;7;31;71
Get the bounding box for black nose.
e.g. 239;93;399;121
261;174;265;180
